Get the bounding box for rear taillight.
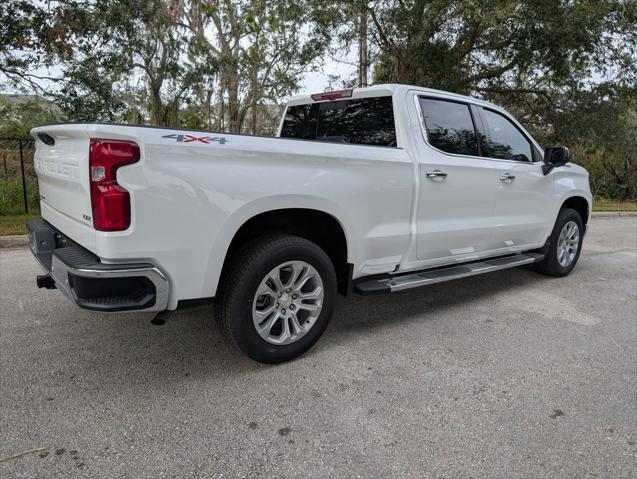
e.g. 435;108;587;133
89;139;140;231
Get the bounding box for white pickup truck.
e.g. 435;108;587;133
28;84;592;363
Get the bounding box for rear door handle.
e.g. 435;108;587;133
426;170;448;178
499;173;515;181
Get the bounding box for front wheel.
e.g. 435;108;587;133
533;207;584;277
215;235;337;363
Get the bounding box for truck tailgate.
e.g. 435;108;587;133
31;124;96;248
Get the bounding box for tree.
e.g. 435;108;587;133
369;0;636;96
541;85;637;200
0;1;64;92
314;0;373;89
52;0;200;126
3;0;332;132
186;0;330;133
357;7;369;87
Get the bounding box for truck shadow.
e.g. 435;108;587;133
33;265;556;389
323;267;549;345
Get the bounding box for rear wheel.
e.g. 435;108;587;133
533;208;584;277
215;235;337;363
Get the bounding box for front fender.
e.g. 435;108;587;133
551;164;593;225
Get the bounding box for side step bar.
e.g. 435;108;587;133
354;253;544;295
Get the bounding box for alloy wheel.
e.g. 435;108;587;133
557;220;580;267
252;261;324;345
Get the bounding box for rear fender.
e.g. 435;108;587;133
201;195;355;297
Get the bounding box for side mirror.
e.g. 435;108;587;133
542;146;569;175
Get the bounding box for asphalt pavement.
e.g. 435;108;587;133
1;217;636;478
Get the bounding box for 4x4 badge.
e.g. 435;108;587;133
162;134;228;144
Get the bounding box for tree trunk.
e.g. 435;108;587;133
249;54;259;135
227;71;242;133
358;12;368;87
217;79;226;131
206;88;212;130
149;81;163;125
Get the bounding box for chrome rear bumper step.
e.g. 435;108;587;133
354;253;544;295
27;218;169;312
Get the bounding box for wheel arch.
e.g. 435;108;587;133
560;195;590;227
203;198;355;297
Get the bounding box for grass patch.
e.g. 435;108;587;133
0;214;39;236
0;176;40;215
0;175;40;235
593;198;637;212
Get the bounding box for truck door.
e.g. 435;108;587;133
411;95;501;264
473;106;554;248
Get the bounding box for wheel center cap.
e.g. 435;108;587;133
280;294;292;308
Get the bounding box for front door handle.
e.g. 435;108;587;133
499;173;515;182
426;170;448;178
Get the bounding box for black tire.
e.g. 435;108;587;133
533;207;584;277
214;234;337;363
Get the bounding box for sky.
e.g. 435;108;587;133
302;57;358;95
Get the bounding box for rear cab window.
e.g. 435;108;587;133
280;104;316;140
280;96;397;147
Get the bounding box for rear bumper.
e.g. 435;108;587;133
27;218;169;312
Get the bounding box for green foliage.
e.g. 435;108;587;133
371;0;637;94
0;95;60;137
51;0;198;126
3;0;332;133
187;0;331;132
541;86;637;200
0;176;39;216
0;0;635;200
0;1;58;91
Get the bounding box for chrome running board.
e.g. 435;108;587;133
354;253;544;295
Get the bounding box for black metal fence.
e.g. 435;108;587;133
0;138;37;215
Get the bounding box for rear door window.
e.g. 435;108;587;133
418;98;479;156
280;96;397;147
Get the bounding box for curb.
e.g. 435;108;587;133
591;211;637;217
0;235;29;248
0;212;634;248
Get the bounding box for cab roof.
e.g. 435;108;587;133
286;83;498;111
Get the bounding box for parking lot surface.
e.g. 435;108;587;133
1;217;636;478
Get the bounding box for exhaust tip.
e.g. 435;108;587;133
151;310;172;326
